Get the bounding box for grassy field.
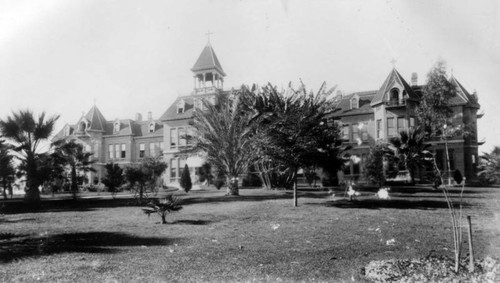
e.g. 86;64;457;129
1;186;499;282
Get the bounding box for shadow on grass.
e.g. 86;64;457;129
170;219;211;225
0;231;181;263
182;191;329;206
315;198;472;210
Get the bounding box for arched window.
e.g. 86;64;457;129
79;121;87;132
350;97;359;109
65;125;71;136
389;88;399;104
149;122;155;133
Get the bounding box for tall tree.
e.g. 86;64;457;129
180;164;192;192
0;110;59;206
52;140;96;200
389;128;432;185
416;60;458;137
190;89;259;196
250;82;342;206
125;157;167;203
0;139;16;199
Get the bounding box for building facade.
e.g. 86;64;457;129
53;41;482;187
331;68;482;183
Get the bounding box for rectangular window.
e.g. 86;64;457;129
409;117;415;129
139;143;145;158
179;127;186;146
376;120;382;139
149;142;160;157
352;123;359;142
362;123;369;141
170;159;178;182
108;145;113;159
342;125;349;140
115;144;120;159
170;128;177;148
448;149;455;171
387;117;395;137
397;117;405;135
436;149;445;171
121;144;126;158
160;142;164;154
186;127;194;145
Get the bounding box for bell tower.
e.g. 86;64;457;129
191;34;226;95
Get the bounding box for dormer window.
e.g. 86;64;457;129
177;100;185;114
149;122;155;133
350;96;359;109
113;121;120;134
64;125;71;136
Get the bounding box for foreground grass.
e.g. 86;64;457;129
1;186;499;282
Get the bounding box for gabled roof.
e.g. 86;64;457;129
331;91;376;117
449;76;480;108
84;105;106;132
370;68;419;106
191;43;226;76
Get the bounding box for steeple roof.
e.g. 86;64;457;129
370;68;419;106
191;43;226;76
449;76;480;107
84;105;107;132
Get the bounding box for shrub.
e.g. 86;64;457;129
141;195;182;224
180;164;192;193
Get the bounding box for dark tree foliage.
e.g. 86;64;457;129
196;162;213;184
0;110;59;207
52;140;96;200
250;82;345;206
102;163;124;196
180;164;192;193
416;60;458;137
364;143;394;187
478;146;500;185
0;139;15;199
125;157;167;204
389;128;432;185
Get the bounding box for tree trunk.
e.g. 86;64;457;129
71;165;78;200
24;180;41;209
226;176;239;196
161;213;167;224
2;179;7;199
293;170;298;207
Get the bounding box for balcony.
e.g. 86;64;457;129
194;86;220;95
385;100;406;108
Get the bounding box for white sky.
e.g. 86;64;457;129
1;0;499;152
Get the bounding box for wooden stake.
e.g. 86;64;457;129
467;216;474;272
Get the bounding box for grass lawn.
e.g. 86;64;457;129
1;186;499;282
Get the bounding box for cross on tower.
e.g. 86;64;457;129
206;30;213;43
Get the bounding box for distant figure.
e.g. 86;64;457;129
347;183;360;201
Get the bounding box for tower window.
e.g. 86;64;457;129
79;121;87;132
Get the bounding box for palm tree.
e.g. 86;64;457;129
389;127;431;185
0;139;16;199
478;146;500;185
190;88;258;196
0;110;59;206
52;139;96;200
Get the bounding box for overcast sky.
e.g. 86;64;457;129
1;0;499;152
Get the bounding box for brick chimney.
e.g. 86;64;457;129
148;111;152;121
411;72;418;86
